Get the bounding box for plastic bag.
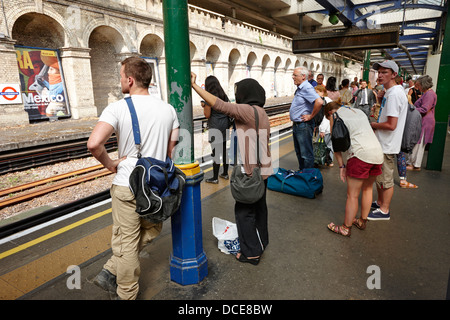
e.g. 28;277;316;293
212;217;240;255
313;137;329;165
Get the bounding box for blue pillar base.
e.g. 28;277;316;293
170;165;207;285
169;251;208;285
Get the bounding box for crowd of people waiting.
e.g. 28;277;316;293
305;64;437;237
198;62;437;245
87;57;438;300
309;68;437;189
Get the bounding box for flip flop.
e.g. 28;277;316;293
400;180;418;189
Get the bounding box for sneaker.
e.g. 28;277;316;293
371;201;380;209
94;269;117;293
367;208;390;221
219;173;229;180
205;178;218;184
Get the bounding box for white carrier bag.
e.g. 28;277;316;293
212;217;240;255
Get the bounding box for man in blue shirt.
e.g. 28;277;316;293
290;67;324;169
308;70;317;87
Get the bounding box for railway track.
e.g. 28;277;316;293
0;137;118;175
0;164;111;210
0;103;290;174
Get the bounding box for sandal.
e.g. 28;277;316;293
400;180;418;189
352;218;367;230
236;253;260;265
327;222;351;237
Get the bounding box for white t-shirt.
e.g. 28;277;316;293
99;95;180;187
375;85;408;154
319;97;333;134
337;107;383;165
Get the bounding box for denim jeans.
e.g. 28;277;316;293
292;120;315;170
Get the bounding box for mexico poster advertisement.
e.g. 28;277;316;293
15;46;71;121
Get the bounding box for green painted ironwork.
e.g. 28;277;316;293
426;12;449;171
163;0;194;165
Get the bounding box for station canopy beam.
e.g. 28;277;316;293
189;0;447;75
295;0;448;75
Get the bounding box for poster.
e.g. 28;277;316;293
15;46;71;121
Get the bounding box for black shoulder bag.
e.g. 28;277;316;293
331;111;350;152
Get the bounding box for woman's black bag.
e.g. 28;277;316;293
331;111;350;152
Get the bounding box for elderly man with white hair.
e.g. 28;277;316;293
290;66;324;170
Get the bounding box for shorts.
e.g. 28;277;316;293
346;156;382;179
376;154;396;189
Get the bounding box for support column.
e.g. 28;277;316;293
426;14;450;171
0;38;29;125
59;47;97;119
163;0;207;285
363;50;371;82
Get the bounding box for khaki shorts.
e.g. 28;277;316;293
376;154;396;189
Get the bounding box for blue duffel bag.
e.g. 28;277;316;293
267;167;323;199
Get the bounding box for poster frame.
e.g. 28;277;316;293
15;45;71;122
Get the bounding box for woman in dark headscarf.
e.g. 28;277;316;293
191;73;272;266
203;76;231;183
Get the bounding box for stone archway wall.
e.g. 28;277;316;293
1;0;351;125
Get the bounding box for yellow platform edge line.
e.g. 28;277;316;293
0;208;111;260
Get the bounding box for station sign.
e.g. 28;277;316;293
0;84;22;105
293;26;399;54
15;46;71;121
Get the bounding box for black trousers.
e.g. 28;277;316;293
234;179;269;257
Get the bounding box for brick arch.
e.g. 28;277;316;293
82;18;130;53
8;5;76;48
139;33;165;58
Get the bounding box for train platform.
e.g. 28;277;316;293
0;130;449;303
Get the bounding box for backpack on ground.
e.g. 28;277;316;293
125;97;186;223
267;167;323;199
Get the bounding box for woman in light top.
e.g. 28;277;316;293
326;101;384;237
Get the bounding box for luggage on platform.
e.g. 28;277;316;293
267;167;323;199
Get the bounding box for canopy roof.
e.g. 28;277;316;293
189;0;448;75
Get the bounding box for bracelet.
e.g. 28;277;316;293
339;164;346;169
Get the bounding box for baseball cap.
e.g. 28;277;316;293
372;60;399;73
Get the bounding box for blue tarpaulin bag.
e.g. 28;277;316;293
267;167;323;199
125;97;186;223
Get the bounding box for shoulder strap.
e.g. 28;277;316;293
252;106;261;167
125;96;142;159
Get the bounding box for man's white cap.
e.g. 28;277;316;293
372;60;399;73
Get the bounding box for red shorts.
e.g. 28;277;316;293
346;157;382;179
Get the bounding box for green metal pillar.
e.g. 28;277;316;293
162;0;207;286
363;50;371;81
163;0;193;165
426;14;450;171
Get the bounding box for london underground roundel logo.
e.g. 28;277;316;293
1;86;19;101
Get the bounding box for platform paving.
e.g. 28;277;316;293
19;134;450;302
